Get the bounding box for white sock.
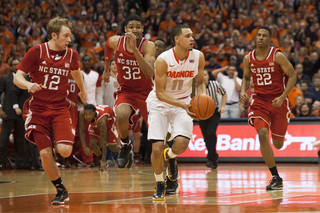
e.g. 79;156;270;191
154;172;164;182
168;149;177;158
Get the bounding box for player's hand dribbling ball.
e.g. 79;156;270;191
190;94;215;120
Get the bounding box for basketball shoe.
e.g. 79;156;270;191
117;141;133;168
165;176;179;194
51;188;69;205
266;175;283;190
164;148;178;181
153;181;166;201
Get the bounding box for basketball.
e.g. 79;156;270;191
190;94;215;120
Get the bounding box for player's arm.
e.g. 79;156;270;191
137;41;156;79
79;110;93;157
71;69;86;104
240;55;252;104
155;57;197;119
102;36;119;83
97;117;108;165
195;52;206;95
14;70;42;93
273;51;297;107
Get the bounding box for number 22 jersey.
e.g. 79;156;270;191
248;47;288;100
114;36;153;95
16;42;79;103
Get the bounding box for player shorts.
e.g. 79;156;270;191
128;113;141;133
147;96;193;142
114;91;148;126
248;95;291;141
88;119;118;145
23;98;74;151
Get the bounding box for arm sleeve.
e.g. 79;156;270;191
104;37;114;62
15;45;41;74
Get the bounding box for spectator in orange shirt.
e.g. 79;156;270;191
2;35;12;60
158;13;176;32
200;37;218;59
0;49;10;78
25;26;47;46
106;23;119;40
220;37;233;55
80;22;99;49
0;25;15;46
312;101;320;117
76;11;88;27
288;86;303;108
216;51;229;67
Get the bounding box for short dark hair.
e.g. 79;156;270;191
172;25;190;44
154;37;165;44
124;14;143;26
300;80;308;86
257;26;272;37
84;104;96;111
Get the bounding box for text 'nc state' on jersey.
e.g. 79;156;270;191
39;65;70;76
117;58;139;66
167;71;195;78
250;67;275;74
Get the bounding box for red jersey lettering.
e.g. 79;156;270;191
114;36;152;94
248;47;288;99
16;43;79;103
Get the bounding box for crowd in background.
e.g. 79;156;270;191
1;0;320;168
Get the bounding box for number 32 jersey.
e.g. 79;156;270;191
16;43;79;103
248;47;288;100
114;36;153;95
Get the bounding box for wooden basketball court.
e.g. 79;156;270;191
1;163;320;213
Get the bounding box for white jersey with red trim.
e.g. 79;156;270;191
154;47;200;99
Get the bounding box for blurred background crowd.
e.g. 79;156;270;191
1;0;320;169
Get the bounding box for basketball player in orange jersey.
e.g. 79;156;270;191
102;14;155;169
240;26;296;190
147;25;206;201
14;17;86;205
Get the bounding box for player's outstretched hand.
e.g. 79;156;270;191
99;161;108;172
28;83;42;93
83;147;93;157
272;96;285;107
185;103;199;120
125;32;137;50
102;70;110;84
79;90;87;104
240;93;249;104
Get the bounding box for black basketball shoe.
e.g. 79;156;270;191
165;176;179;194
51;188;69;205
266;175;283;190
117;142;133;168
164;148;178;181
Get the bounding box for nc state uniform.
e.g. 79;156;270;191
17;43;79;151
147;48;200;141
105;36;152;125
87;105;118;145
247;47;291;140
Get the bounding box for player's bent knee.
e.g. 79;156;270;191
257;128;269;139
272;138;284;150
55;144;73;158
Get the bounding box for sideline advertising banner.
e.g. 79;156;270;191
180;124;319;158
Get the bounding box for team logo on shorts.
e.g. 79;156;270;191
65;63;70;68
